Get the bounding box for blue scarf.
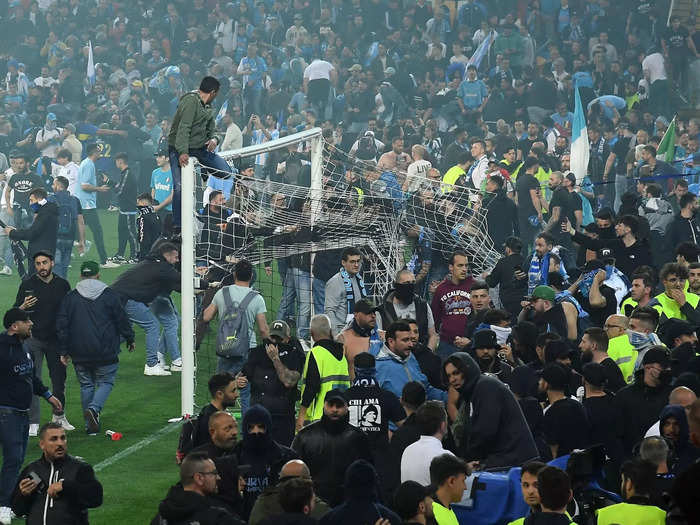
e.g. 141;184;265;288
341;267;367;316
555;290;589;319
528;250;568;295
352;366;378;387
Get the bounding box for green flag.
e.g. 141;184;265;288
657;116;676;163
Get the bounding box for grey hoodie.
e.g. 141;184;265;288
76;279;108;300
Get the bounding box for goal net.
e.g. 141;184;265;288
179;127;500;415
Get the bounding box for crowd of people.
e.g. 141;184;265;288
1;0;700;524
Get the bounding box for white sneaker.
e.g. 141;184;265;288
170;358;183;372
0;506;13;525
101;260;120;269
0;265;11;276
28;423;39;437
52;413;75;431
157;351;168;369
144;363;172;376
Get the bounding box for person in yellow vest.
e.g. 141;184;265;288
603;315;639;384
296;314;350;432
507;461;547;525
499;146;523;183
430;453;469;525
596;458;666;525
525;466;576;525
649;263;700;326
621;272;654;317
441;151;473;194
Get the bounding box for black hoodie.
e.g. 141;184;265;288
9;200;58;258
448;352;539;469
150;484;244;525
233;405;298;519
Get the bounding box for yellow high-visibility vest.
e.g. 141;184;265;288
302;344;350;422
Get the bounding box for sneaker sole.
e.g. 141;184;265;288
84;409;99;434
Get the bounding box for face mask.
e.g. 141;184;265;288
394;282;415;303
244;432;270;453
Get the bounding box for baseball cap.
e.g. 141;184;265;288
80;260;100;277
642;346;672;367
324;389;347;405
660;319;695;347
529;285;555;303
541;363;569;390
353;299;378;315
597;248;614;262
473;329;500;350
3;307;30;329
582;362;607;388
269;320;291;339
394;481;432;520
46;112;57;121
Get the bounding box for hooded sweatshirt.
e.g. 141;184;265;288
448;352;539;469
318;460;401;525
234;404;298;519
659;404;699;473
56;279;134;365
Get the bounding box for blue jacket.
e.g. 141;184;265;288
0;332;51;410
375;344;447;402
56;279;134;366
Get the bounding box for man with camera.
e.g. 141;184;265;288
10;422;103;524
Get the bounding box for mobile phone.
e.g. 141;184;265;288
25;289;34;298
27;471;45;492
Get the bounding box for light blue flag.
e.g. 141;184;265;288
215;99;229;126
571;87;589;184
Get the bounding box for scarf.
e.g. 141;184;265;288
352;366;378;387
555;290;589;319
351;319;383;356
341;267;367;315
527;250;568;295
475;322;512;345
578;265;630;305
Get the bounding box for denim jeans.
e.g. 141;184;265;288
312;277;325;316
27;338;65;425
54;238;73;279
0;407;29;506
216;356;250;416
169;146;232;226
73;363;119;424
124;299;161;366
0;208;14;269
613;174;628;214
276;260;296;323
150;295;181;361
288;267;312;339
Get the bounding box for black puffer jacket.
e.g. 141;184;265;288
151;484;244;525
9;200;58;258
11;454;103;525
448;352;539;469
291;416;373;507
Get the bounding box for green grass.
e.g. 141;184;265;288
0;210;250;524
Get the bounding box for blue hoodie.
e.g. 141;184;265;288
374;344;447;402
659;404;699;473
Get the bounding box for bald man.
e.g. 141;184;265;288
604;314;638;384
248;460;330;524
645;387;698;438
191;412;244;516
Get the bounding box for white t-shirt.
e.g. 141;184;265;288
401;435;454;485
57;162;80;195
36;127;62;158
303;60;334;81
405;159;433;193
642;53;667;83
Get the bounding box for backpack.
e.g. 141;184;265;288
176;416;200;464
356;135;378;160
50;192;77;238
216;288;258;358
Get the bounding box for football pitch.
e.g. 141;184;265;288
0;210;243;524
